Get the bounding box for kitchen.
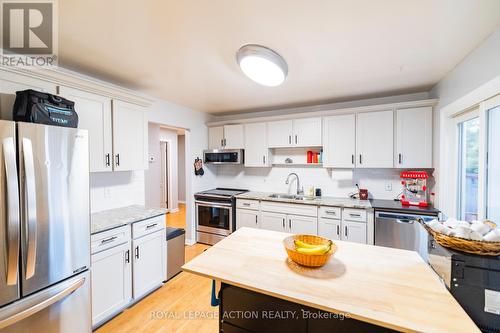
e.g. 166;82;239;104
0;1;500;333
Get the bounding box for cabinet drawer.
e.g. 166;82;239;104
132;215;165;239
319;206;341;220
261;201;317;217
237;199;260;211
91;225;131;254
342;209;367;223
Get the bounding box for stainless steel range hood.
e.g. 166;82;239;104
203;149;244;164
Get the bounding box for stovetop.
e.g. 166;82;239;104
196;188;248;197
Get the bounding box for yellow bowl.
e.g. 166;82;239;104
283;234;336;267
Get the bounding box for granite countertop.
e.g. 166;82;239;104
370;199;440;215
91;205;168;234
235;191;372;209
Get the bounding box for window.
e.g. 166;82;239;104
487;105;500;222
457;117;479;221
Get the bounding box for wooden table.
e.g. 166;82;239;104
183;227;480;333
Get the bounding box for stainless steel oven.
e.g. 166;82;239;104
195;188;248;245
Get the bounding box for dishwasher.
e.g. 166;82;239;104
374;210;438;262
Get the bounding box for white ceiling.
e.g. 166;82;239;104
59;0;500;114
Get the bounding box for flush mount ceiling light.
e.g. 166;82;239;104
236;44;288;87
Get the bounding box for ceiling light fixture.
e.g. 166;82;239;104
236;44;288;87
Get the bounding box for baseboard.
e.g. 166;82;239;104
185;238;196;246
169;208;179;213
178;200;186;204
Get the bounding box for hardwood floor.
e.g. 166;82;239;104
96;204;217;333
165;203;186;229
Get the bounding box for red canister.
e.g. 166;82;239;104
307;151;313;163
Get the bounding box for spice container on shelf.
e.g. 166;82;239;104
307;151;313;163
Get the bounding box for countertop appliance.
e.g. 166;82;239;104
400;171;430;207
0;120;91;332
195;188;248;245
428;238;500;333
374;210;439;262
203;149;244;164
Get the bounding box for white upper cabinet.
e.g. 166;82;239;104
356;110;394;168
395;107;433;168
267;120;293;148
0;72;57;120
208;125;244;149
323;114;356;168
223;124;244;149
208;126;224;149
112;100;148;171
244;122;270;167
267;118;321;148
59;86;113;172
292;117;322;147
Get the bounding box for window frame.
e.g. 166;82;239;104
483;94;500;221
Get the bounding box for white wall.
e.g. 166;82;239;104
178;135;186;202
213;165;434;201
90;171;145;213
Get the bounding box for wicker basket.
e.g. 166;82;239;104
283;234;336;267
423;223;500;256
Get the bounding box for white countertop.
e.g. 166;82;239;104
91;205;168;234
236;191;372;209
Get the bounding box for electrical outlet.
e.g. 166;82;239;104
104;187;112;198
384;182;392;191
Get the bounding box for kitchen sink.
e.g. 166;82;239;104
268;193;316;201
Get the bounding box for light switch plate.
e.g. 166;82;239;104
384;182;392;191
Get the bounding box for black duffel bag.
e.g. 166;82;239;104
13;89;78;128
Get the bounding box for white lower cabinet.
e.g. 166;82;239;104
236;209;260;229
318;218;341;240
132;229;166;300
260;212;287;232
260;212;317;234
342;221;367;244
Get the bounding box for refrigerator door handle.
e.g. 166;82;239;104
0;276;85;329
22;138;38;279
3;137;20;286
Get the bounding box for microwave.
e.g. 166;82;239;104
203;149;244;164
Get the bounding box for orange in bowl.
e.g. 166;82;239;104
283;234;336;267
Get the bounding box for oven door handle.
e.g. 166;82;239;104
195;201;232;208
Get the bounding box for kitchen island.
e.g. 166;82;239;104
182;228;479;333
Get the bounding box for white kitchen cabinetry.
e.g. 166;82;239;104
356;110;394;168
396;107;433;168
236;209;260;229
323;114;356;168
288;215;318;235
132;228;166;300
90;226;132;328
208;125;244;149
267;117;321;148
112;100;148;171
244;122;270;167
0;71;57;120
342;221;367;244
260;212;287;232
318;218;341;240
59;86;113;172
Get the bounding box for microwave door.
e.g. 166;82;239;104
18;123;90;296
0;121;21;306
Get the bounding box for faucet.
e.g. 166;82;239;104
285;173;303;195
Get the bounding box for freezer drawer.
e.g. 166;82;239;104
0;271;91;333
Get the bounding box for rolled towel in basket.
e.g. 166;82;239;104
483;229;500;242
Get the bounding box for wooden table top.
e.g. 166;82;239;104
182;228;479;333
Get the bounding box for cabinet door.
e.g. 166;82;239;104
236;209;259;230
288;215;318;235
244;122;269;167
260;212;287;232
267;120;293;148
59;86;113;172
208;126;224;149
132;230;165;300
112;100;148;171
91;241;132;327
292;117;322;147
323;114;356;168
356;110;394;168
396;107;432;168
0;72;57;120
224;124;244;149
342;221;367;244
318;218;341;240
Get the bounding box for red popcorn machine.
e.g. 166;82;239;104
400;171;430;207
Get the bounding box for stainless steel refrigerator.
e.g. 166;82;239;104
0;120;91;332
